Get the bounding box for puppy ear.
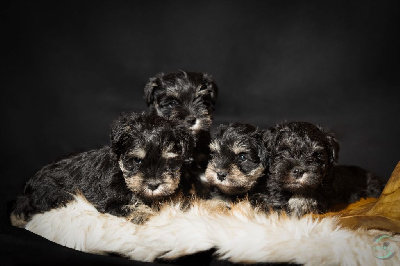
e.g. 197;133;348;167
317;125;340;163
110;112;141;157
144;73;164;106
201;73;218;105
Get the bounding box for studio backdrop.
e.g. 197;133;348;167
1;1;399;265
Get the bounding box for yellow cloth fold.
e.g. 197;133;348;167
313;162;400;233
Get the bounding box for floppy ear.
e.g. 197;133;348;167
325;131;339;163
201;73;218;105
317;125;340;163
143;73;164;106
110;112;141;157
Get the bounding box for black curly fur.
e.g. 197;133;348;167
11;112;194;225
144;70;218;195
205;123;269;202
261;121;385;216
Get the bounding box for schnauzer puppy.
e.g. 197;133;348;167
262;121;385;217
144;71;218;195
205;123;268;203
11;112;194;226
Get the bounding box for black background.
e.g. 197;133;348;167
1;1;399;265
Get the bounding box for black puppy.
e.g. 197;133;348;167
144;71;218;195
11;112;194;226
205;123;268;203
262;121;385;217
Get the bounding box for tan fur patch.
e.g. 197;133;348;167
165;89;180;98
206;163;265;195
205;163;218;184
162;143;178;159
125;203;155;224
10;213;28;228
231;141;250;155
141;169;181;199
228;164;265;190
128;148;146;159
209;140;221;152
124;173;145;193
185;198;231;214
161;169;181;194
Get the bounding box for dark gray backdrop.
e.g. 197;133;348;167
1;1;399;265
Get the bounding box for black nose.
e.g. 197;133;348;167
291;168;305;179
148;183;160;191
185;116;196;126
217;172;227;181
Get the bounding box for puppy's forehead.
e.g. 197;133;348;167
131;126;181;153
278;131;325;153
128;147;146;159
165;85;182;98
165;83;199;100
231;140;251;154
210;137;251;154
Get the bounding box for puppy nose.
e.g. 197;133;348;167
217;172;227;181
185;116;196;126
292;168;305;179
148;183;160;191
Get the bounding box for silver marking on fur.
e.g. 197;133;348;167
166;86;180;97
288;195;318;217
128;148;146;159
189;119;202;131
162;143;178;159
209;140;221;152
118;160;130;174
231;141;250;155
155;103;164;117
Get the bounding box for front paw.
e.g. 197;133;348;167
249;193;283;212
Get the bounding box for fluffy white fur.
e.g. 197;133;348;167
25;195;400;265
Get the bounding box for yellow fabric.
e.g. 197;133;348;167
313;162;400;233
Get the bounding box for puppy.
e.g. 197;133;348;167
263;121;385;217
11;112;194;226
144;71;218;195
205;123;268;203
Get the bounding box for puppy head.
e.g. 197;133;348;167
205;123;267;195
144;71;218;134
110;112;194;201
265;122;339;194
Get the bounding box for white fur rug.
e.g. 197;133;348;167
25;194;400;265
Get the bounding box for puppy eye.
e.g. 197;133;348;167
238;153;248;162
130;157;142;165
169;100;178;108
314;152;324;160
165;99;179;108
